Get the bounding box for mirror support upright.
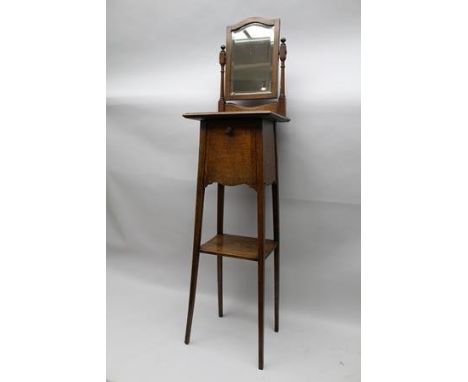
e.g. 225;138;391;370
218;45;226;112
278;37;287;116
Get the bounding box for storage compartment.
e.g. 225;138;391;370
204;119;259;186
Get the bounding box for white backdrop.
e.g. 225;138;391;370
107;0;360;380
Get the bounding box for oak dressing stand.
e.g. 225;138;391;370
183;17;290;370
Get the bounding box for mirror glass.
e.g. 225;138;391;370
230;23;274;95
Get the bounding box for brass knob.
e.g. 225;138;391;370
225;126;233;135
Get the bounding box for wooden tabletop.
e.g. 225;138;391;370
183;111;290;123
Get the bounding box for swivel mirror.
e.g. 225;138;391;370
226;18;280;99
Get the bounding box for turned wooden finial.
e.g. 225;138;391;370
218;44;226;111
278;37;287;116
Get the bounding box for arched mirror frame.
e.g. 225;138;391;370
225;17;280;100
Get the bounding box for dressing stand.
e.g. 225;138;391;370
183;17;289;370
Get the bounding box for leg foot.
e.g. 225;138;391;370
184;251;200;344
272;182;280;333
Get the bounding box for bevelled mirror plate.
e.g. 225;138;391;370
231;24;274;94
226;18;280;100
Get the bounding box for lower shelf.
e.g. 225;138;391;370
199;234;277;261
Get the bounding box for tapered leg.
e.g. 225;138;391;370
217;256;223;317
217;184;224;317
257;184;265;370
184;186;205;344
272;182;280;332
185;125;207;345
